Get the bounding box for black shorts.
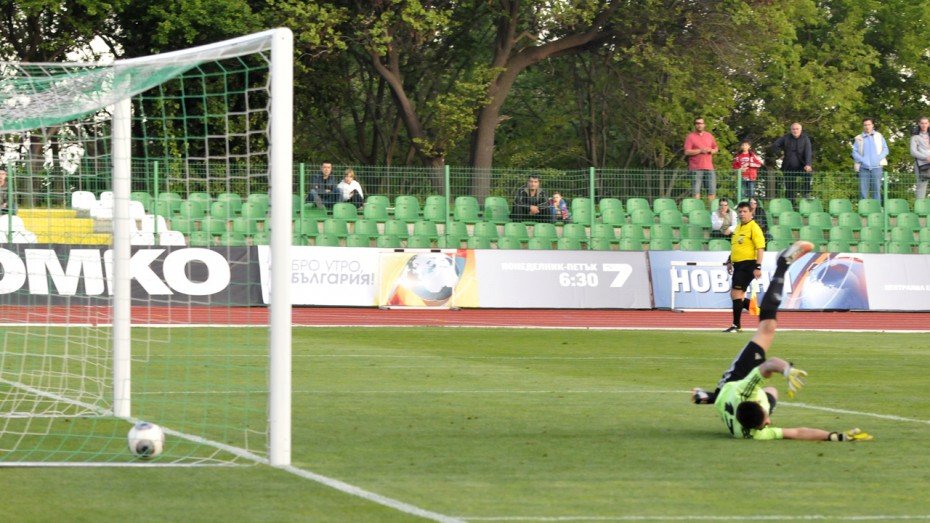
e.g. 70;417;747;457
731;260;757;291
716;341;766;389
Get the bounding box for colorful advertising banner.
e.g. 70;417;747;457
377;250;473;307
261;246;380;306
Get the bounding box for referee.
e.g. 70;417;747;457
724;201;766;332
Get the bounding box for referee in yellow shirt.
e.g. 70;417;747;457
724;201;766;332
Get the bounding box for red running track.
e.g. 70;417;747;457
3;306;928;331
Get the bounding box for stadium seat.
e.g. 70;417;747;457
799;225;826;247
679;238;705;251
438;235;465;248
626;197;651;214
527;237;553;250
406;235;433;248
648;237;674;251
798;198;823;217
856;241;882;253
571;197;594;225
557;237;582;250
232;216;260;235
617;237;641;251
240;202;267;223
376;235;402;248
413;220;440;240
620;224;646;244
503;222;530;242
159;230;186;246
768;198;793;215
188;231;214;247
598;198;623;213
680;224;705;241
71;190;97;212
216;193;243;215
914;198;930;218
919;228;930;245
320;218;348;238
250;232;271;245
366;195;390;209
886;198;909;217
836;211;862;231
891;226;917;246
453;196;481;223
768;224;794;242
859;226;885;244
658;209;684;228
828;226;855;243
807;211;833;230
315;233;341;247
140;214;169;234
333;202;359;221
680;198;705;214
649;224;674;241
383;219;410;239
393;197;421;223
446;221;469;240
353;219;380;239
532;222;558;241
865;212;885;228
210;201;237;220
687;210;712;229
708;239;730;251
589;237;613;251
169;217;196;235
219;232;248;247
590;223;616;242
131;191;153;212
652;198;677;214
497;236;523;250
423;195;448;223
130;231;156;246
629;208;655;227
466;236;492;249
245;193;270;215
886;242;913;254
919;242;930;254
778;211;803;230
201;217;227;236
363;200;390;222
826;240;852;252
828;198;854;216
483;196;511;224
601;208;627;227
766;240;791;252
156;192;183;214
561;223;588;240
472;221;499;241
296;216;320;237
857;198;882;216
179;200;207;221
894;212;921;232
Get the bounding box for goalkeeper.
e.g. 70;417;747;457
691;240;873;442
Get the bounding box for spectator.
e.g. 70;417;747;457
909;116;930;200
748;197;770;241
851;118;889;201
306;162;339;210
0;168;14;215
684;117;718;203
337;168;365;209
771;123;813;202
731;140;763;198
549;192;571;222
711;198;737;238
512;175;552;223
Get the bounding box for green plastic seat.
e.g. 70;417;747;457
296;216;320;237
856;241;882;253
894;212;921;232
914;199;930;218
658;209;684;228
219;232;247;247
322;218;349;238
376;235;402;248
423;195;448;222
483;196;511;224
216;193;243;214
188;192;212;208
652;198;677;214
246;193;270;215
891;226;917;246
769;225;794;242
648;237;674;251
886;242;913;254
201;217;227;236
240;202;267;222
617;238;641;251
919;242;930;254
250;232;271;245
778;211;803;230
413;220;439;240
472;221;499;241
497;236;523;250
346;234;371;247
210;201;237;220
886;198;910;217
466;236;492;249
679;238;705;251
232;216;260;235
188;231;214;247
799;225;826;246
866;212;885;228
315;233;341;247
857;198;882;216
445;221;469;240
438;235;465;248
590;237;614;251
571;197;593;225
828;226;855;243
626;197;651;213
798;198;824;217
601;208;627;226
828;198;854;216
527;237;553;250
680;224;706;241
557;237;582;250
680;198;706;214
453;196;481;223
406;235;433;248
503;222;529;242
156;192;183;215
532;222;558;240
629;208;655;227
363;201;390;222
393;197;421;223
837;212;862;231
766;240;791;251
649;224;674;241
561;223;588;240
708;238;731;251
687;210;712;229
920;228;930;244
859;226;885;244
333;202;359;221
768;198;793;215
366;195;390;208
131;192;153;212
590;223;616;241
807;211;833;230
179;200;207;221
826;240;851;252
620;224;646;243
598;198;623;213
383;219;410;239
353;219;380;239
170;217;197;235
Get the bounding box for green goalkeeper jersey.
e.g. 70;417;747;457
714;367;784;440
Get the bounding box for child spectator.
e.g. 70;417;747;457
731;140;763;198
549;192;571;222
337;169;365;209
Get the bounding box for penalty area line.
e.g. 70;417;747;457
458;515;930;521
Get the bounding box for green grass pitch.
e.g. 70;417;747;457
4;326;930;521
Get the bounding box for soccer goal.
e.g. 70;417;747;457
0;29;293;466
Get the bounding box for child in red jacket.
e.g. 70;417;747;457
732;140;763;199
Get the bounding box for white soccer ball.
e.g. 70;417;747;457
127;421;165;459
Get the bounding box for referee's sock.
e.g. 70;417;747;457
742;298;751;311
731;299;743;327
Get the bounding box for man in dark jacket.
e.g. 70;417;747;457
512;175;552;222
306;162;339;210
771;123;813;202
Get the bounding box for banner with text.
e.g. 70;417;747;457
261;246;380;306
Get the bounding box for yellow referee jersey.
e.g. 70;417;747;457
730;220;765;262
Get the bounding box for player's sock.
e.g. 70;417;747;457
731;299;742;327
759;264;788;321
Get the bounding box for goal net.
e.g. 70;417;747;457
0;29;293;466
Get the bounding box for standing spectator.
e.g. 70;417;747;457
771;123;813;202
0;168;13;214
748;197;770;241
684;117;718;203
337;168;365;209
731;140;763;198
711;198;737;238
723;201;766;333
549;192;571;222
909;116;930;200
306;162;339;210
851;118;889;201
512;175;552;223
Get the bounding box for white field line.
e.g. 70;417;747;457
459;516;930;521
0;377;463;523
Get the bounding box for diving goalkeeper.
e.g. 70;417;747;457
691;240;873;442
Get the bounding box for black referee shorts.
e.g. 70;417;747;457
730;260;756;291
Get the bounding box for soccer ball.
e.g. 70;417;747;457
127;421;165;459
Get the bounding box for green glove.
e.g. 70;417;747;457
829;428;874;442
783;364;807;399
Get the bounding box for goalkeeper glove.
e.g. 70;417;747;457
783;364;807;399
828;428;874;442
